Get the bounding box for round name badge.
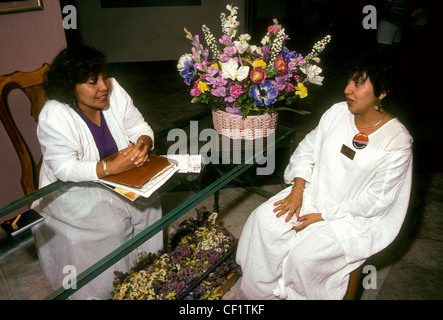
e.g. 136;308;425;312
352;133;369;150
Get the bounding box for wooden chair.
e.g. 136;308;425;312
343;266;363;300
0;63;49;196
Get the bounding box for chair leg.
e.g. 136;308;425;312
343;266;362;300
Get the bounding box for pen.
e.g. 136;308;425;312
12;214;21;230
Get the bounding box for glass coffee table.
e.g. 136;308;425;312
0;112;295;300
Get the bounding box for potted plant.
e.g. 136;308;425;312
178;4;331;139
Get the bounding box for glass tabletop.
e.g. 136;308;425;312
0;112;295;299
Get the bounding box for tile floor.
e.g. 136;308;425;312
1;172;442;300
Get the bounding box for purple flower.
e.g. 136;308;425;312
180;60;197;85
211;86;226;97
280;46;297;61
249;80;278;106
223;45;237;57
113;207;240;300
288;58;298;72
272;74;292;91
219;35;232;45
225;105;241;115
207;75;227;87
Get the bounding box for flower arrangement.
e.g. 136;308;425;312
112;207;240;300
177;4;331;118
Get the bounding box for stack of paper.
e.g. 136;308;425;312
164;154;202;173
98;155;179;201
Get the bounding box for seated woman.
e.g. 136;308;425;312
236;53;413;300
32;45;163;299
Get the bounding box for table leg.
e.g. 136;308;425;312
213;190;220;213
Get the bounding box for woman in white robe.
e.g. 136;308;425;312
31;46;163;299
236;54;413;300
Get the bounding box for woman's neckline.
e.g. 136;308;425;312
349;111;396;137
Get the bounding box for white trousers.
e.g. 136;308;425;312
236;188;362;300
33;184;163;300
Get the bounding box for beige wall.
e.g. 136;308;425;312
0;1;66;224
77;0;246;62
0;0;247;227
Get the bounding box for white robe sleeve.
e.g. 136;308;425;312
37;102;99;183
284;105;337;185
283;127;317;185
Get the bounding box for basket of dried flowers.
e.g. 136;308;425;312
112;207;240;300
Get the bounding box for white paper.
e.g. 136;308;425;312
164;154;202;173
98;163;179;200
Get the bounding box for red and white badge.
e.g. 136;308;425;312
352;133;369;150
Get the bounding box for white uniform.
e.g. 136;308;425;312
32;78;163;300
237;102;413;299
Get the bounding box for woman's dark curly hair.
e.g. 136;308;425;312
44;45;108;108
347;52;393;103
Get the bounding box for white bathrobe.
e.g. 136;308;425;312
32;78;163;300
236;102;413;300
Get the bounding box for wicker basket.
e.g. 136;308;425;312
212;109;278;140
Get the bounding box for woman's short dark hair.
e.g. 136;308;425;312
347;52;393;101
44;45;108;108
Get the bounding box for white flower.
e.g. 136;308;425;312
238;33;251;41
226;4;238;15
221;58;250;81
300;64;324;85
233;33;251;54
208;212;218;226
308;35;332;57
221;5;239;37
260;35;270;46
177;53;192;71
247;45;260;55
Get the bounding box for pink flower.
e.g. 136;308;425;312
190;87;201;97
219;53;231;63
267;24;281;35
285;82;295;92
250;67;267;84
224;45;237;57
296;54;306;66
229;84;244;99
225;96;235;103
190;81;202;96
288;59;298;72
219;35;231;45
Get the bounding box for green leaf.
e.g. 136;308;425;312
273;107;311;115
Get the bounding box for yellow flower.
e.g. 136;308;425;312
166;291;177;300
211;63;220;70
198;81;209;93
252;59;266;68
295;83;308;98
201;290;222;300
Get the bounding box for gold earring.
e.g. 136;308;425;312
375;99;382;111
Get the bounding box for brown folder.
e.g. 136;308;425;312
101;153;175;189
